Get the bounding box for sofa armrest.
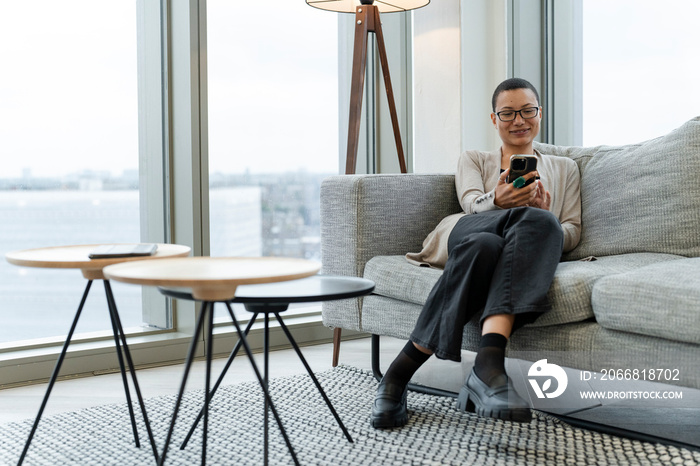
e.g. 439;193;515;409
320;174;460;331
321;173;461;278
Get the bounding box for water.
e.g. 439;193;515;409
0;186;316;344
0;190;143;343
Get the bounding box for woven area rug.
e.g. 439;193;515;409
1;365;699;465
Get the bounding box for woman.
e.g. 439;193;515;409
371;78;581;428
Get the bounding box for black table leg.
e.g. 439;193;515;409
263;312;270;466
17;280;93;466
104;281;141;448
275;313;354;443
224;303;300;466
158;300;211;466
104;280;160;462
202;299;215;466
179;313;259;450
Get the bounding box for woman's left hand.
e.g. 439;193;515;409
530;180;551;210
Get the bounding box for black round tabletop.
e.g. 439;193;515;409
158;275;375;304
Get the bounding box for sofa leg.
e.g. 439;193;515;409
332;328;342;367
370;334;458;398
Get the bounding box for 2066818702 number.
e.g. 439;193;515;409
600;368;681;381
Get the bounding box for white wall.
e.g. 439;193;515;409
412;0;508;174
412;2;462;173
460;0;508;156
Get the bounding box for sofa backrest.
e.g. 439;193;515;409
535;116;700;260
321;174;462;278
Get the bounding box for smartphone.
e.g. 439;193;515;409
89;243;158;259
506;155;538;186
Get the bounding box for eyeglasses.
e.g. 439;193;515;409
495;107;539;122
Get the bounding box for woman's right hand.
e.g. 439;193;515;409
494;168;539;209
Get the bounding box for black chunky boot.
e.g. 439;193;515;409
456;368;532;423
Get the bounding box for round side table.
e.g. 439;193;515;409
6;243;191;465
6;243;191;280
103;256;321;466
159;275;375;464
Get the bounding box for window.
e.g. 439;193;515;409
0;0;168;350
0;1;156;345
0;0;352;385
206;1;339;319
582;0;700;146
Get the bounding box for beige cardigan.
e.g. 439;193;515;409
406;149;582;268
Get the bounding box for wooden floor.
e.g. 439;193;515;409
0;336;406;425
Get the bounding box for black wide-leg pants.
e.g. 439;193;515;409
410;207;564;362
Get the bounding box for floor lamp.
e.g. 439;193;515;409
307;0;430;366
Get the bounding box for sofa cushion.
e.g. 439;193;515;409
366;253;682;327
531;253;684;328
535;116;700;261
364;255;442;306
592;258;700;345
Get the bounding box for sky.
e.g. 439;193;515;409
0;0;339;179
206;0;339;176
582;0;700;146
1;1;698;178
0;1;140;179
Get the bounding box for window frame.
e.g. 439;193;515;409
505;0;583;147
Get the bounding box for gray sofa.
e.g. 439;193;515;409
321;116;700;391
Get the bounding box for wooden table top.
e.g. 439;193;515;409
159;275;375;304
5;243;192;280
103;256;321;301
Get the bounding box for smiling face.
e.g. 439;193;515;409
491;88;542;156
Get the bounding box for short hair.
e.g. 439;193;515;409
491;78;540;112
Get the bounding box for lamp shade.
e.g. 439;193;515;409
306;0;429;14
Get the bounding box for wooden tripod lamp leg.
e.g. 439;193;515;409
332;327;342;367
345;6;371;176
372;7;408;174
345;5;407;175
334;5;409;367
334;5;372;368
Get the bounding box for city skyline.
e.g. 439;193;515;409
0;169;328;342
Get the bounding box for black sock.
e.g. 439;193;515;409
474;333;508;387
382;341;432;388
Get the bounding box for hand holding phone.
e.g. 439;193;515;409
506;155;538;187
494;155;541;209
